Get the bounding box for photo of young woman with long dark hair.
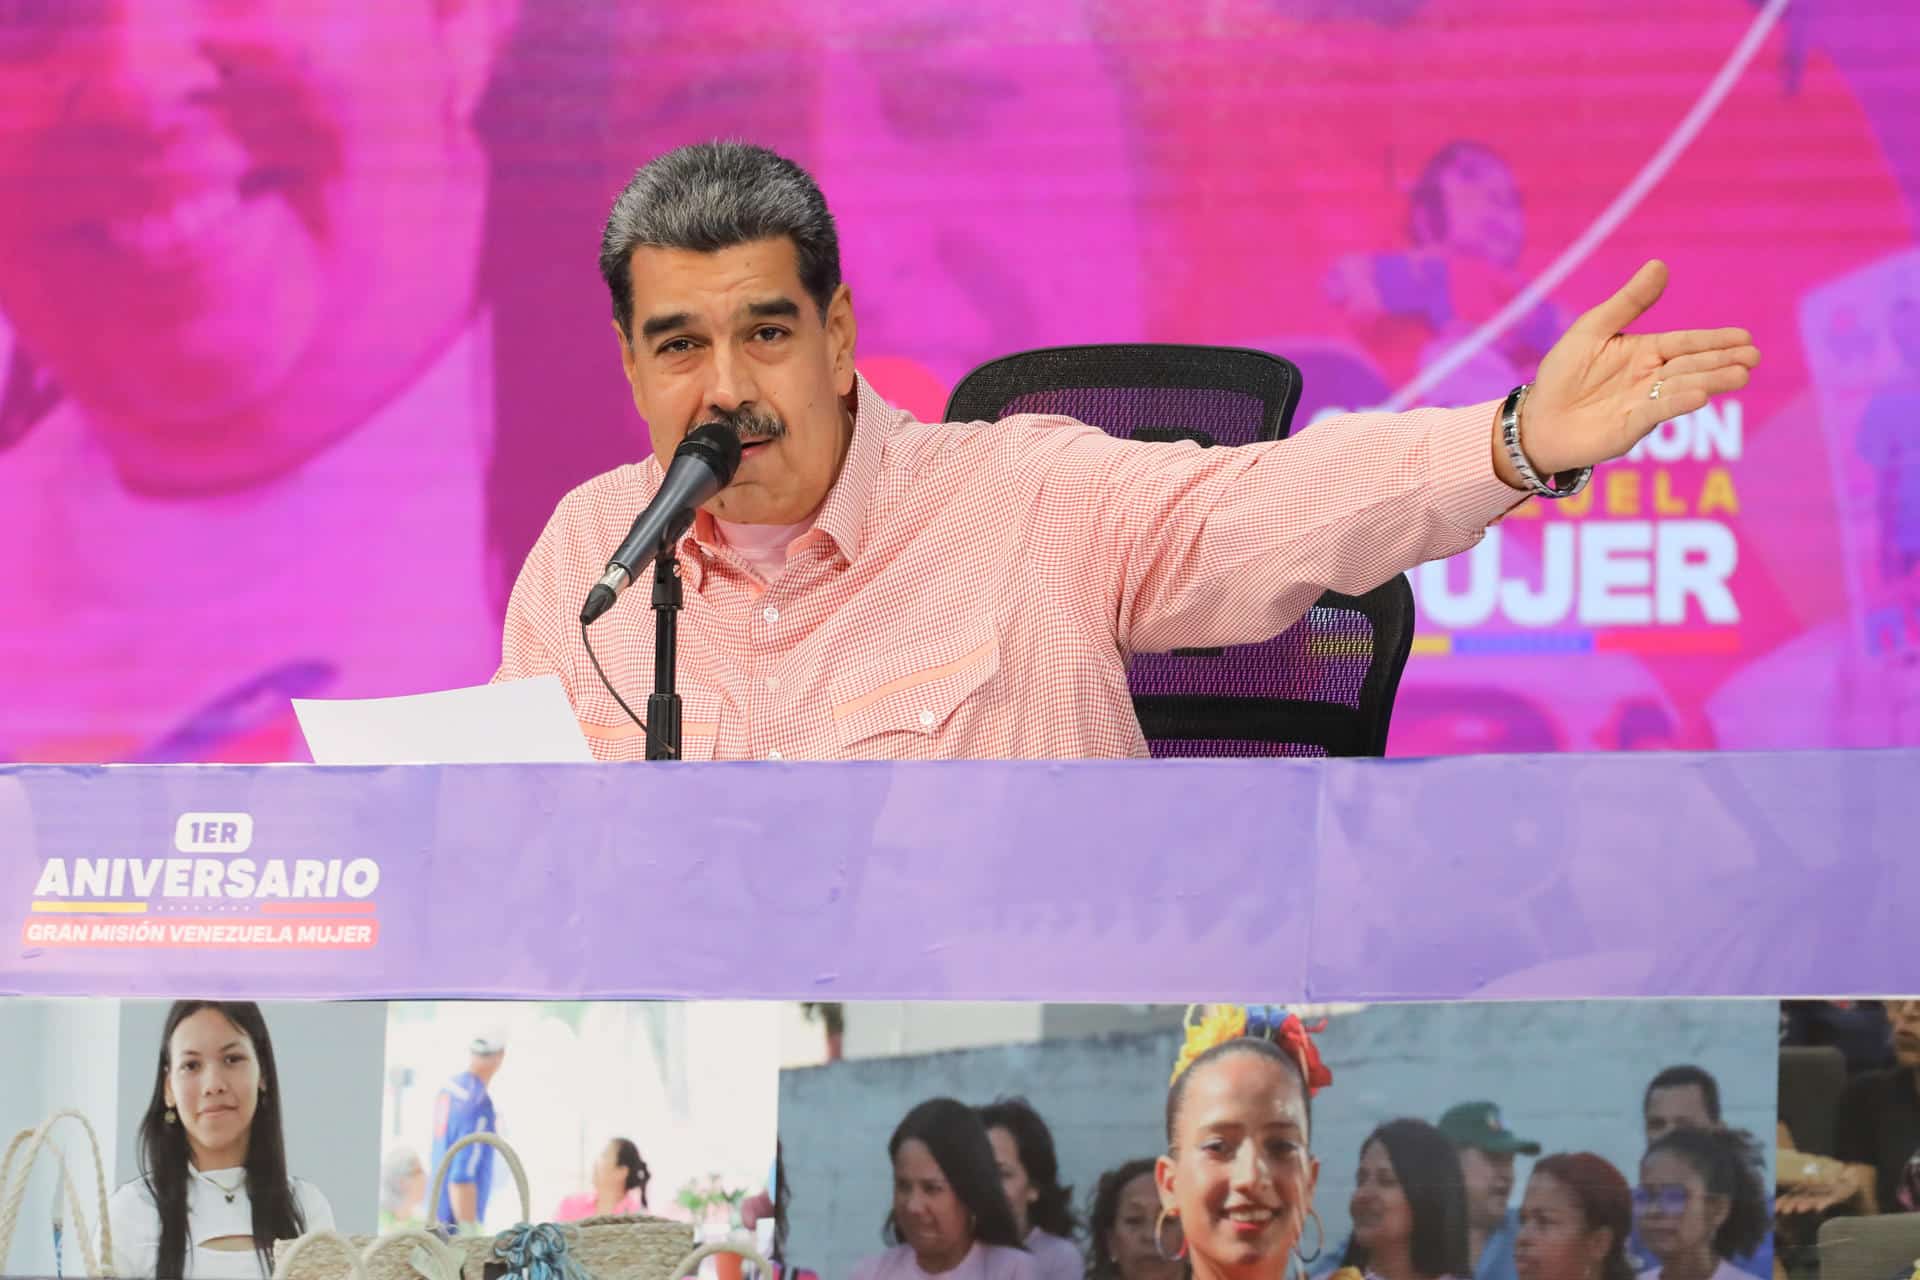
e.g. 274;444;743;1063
107;1001;334;1279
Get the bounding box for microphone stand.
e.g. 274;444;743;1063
647;534;682;760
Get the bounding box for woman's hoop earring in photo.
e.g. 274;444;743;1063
1155;1207;1188;1262
1296;1206;1325;1264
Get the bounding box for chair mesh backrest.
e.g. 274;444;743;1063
946;343;1414;758
995;386;1271;449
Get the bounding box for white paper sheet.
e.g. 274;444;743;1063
292;675;594;764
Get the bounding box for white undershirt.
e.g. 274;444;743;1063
712;515;816;583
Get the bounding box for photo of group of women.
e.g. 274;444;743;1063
0;998;779;1280
774;1000;1774;1280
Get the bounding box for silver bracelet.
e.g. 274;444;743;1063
1499;383;1592;499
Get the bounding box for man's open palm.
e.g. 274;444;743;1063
1521;260;1761;476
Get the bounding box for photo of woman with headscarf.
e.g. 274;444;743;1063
1515;1154;1636;1280
979;1098;1082;1280
1633;1130;1767;1280
852;1097;1036;1279
107;1001;335;1278
1338;1119;1470;1280
1154;1005;1334;1280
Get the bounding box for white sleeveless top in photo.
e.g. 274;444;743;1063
106;1171;336;1279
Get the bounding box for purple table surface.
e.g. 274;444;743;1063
1;751;1913;1002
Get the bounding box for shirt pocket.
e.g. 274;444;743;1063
577;682;724;762
828;617;1001;753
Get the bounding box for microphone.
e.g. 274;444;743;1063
579;423;743;626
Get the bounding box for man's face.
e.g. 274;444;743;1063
1457;1146;1517;1230
617;236;856;526
1643;1084;1714;1145
0;1;501;438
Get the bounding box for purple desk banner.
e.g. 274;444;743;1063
1;752;1911;1002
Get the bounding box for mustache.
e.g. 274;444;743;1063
699;406;786;444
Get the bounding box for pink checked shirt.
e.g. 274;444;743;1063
494;372;1521;761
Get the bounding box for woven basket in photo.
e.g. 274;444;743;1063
0;1109;116;1279
274;1131;694;1280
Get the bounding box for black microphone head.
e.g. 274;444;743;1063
677;422;744;486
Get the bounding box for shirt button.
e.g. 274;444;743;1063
918;710;937;730
761;605;780;624
765;675;779;691
767;749;783;761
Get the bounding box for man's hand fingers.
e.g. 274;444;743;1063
1631;364;1753;436
1654;328;1757;361
1659;345;1762;379
1578;259;1669;338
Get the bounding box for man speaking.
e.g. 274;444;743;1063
494;142;1758;761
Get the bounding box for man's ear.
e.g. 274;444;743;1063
826;284;858;396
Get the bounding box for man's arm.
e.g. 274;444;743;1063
1025;400;1521;656
446;1127;494;1227
1030;259;1757;655
449;1182;480;1227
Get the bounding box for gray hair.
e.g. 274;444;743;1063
380;1146;423;1216
599;142;842;342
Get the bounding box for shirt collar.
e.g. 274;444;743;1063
809;370;901;563
653;370;908;583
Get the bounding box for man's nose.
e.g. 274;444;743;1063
705;343;760;414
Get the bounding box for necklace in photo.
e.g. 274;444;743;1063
197;1168;244;1205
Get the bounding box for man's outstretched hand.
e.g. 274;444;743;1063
1494;260;1761;487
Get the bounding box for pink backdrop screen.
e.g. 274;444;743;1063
1;0;1916;761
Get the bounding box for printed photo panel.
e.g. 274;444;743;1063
774;1000;1777;1280
0;999;780;1280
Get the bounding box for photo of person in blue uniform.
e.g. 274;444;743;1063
429;1029;507;1233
